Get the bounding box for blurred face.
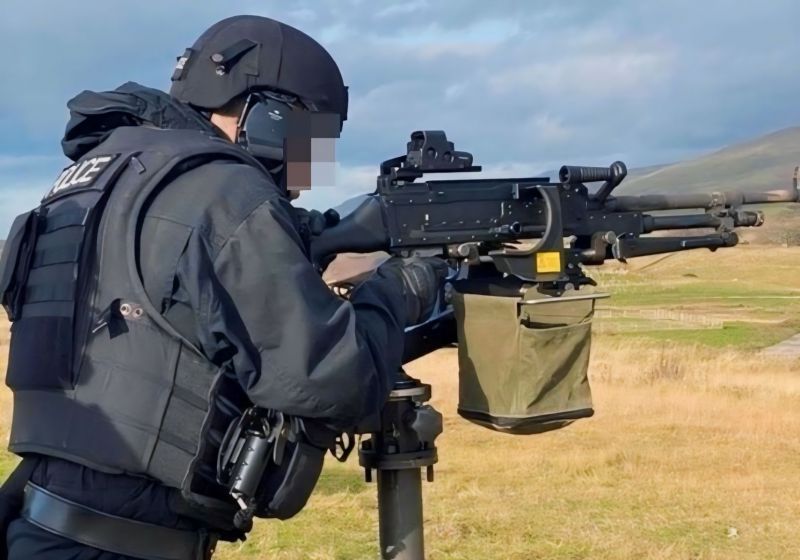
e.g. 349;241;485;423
284;116;339;195
236;92;341;198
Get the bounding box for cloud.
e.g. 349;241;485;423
0;181;50;233
374;0;429;19
488;50;674;98
298;163;381;211
0;155;65;231
0;155;65;170
1;0;800;232
527;114;574;144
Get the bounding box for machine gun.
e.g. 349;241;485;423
313;130;799;361
314;130;796;286
310;131;799;560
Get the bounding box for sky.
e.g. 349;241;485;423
1;0;799;232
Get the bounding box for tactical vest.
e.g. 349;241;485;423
0;127;269;525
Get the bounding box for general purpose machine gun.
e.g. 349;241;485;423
314;130;797;290
314;130;799;361
310;131;799;560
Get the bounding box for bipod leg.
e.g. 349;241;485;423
360;375;442;560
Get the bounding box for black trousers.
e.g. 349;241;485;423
2;456;207;560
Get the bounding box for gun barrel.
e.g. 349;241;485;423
643;210;763;232
607;186;799;213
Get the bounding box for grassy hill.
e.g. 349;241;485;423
613;126;800;245
619;126;800;195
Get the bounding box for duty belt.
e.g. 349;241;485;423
21;483;217;560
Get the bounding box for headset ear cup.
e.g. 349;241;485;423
238;94;292;165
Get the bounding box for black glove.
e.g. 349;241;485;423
293;208;340;266
378;257;449;325
294;208;340;237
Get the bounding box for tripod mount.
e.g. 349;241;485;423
359;375;442;560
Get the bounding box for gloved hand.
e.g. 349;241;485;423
293;208;341;267
294;208;340;237
378;257;449;325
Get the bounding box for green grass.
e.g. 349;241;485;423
606;285;800;306
596;276;800;308
590;246;800;350
613;321;800;349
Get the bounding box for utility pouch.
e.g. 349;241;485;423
3;153;130;391
0;211;39;322
255;439;326;519
217;408;332;530
4;203;94;391
452;279;602;435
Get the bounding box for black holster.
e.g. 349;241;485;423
217;408;334;531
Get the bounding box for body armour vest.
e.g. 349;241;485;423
0;126;269;525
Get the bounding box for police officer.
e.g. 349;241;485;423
0;15;446;560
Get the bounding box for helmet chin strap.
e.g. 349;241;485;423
265;160;285;182
256;158;292;199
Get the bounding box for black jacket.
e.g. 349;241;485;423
64;82;406;429
1;82;407;544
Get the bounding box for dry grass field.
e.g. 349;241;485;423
0;322;12;478
2;246;800;558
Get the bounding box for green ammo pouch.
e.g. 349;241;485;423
452;280;600;435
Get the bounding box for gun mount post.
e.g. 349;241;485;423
360;376;442;560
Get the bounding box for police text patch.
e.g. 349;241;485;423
45;154;120;201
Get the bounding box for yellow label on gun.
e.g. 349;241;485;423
535;251;562;273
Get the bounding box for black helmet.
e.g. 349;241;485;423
170;15;348;123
